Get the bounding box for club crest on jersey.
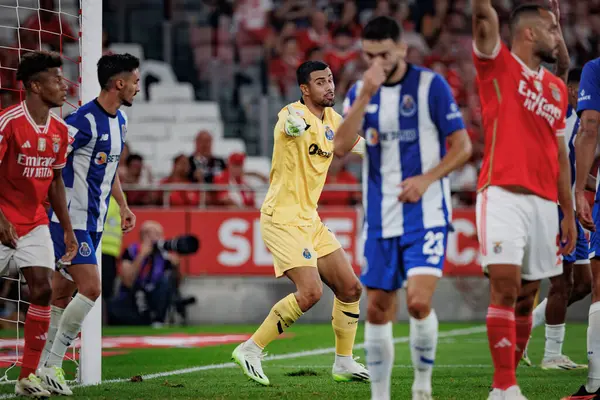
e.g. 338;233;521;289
549;83;561;101
95;152;107;165
79;242;92;257
493;242;502;254
365;127;379;146
121;124;127;142
302;248;312;260
37;138;46;152
400;94;417;117
324;125;334;141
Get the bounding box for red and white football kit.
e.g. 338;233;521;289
0;102;69;273
473;41;568;280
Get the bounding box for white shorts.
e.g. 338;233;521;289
0;225;55;275
476;186;562;281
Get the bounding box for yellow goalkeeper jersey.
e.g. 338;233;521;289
260;100;342;226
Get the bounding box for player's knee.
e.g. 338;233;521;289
489;278;519;308
29;280;53;306
337;280;362;303
296;285;323;311
366;296;391;324
79;283;101;302
573;280;592;301
549;274;573;299
407;297;431;320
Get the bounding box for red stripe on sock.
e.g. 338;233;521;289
19;305;50;379
487;305;517;390
514;314;533;367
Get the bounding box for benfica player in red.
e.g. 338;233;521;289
0;51;77;398
471;1;576;399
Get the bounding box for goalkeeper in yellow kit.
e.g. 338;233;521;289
232;61;368;386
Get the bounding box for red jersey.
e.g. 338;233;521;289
0;102;69;236
473;42;568;201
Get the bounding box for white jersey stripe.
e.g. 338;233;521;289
417;71;447;229
379;85;403;238
0;106;24;131
95;117;121;229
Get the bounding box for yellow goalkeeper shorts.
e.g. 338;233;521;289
260;213;341;277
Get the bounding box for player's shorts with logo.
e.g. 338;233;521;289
50;222;102;281
587;202;600;259
260;213;341;277
0;225;54;275
476;186;561;280
558;207;589;264
360;226;448;292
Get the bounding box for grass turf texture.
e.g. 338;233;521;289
0;322;588;399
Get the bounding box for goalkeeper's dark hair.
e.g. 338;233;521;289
16;51;63;88
568;68;583;84
297;61;330;86
97;53;140;90
362;16;402;42
509;3;552;35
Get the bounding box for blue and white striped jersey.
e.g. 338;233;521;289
577;58;600;202
565;105;579;203
49;99;126;232
344;65;465;239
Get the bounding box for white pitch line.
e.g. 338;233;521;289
268;364;493;369
0;325;486;399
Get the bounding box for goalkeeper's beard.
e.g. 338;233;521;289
317;97;335;108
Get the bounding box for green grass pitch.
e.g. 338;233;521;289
0;322;588;399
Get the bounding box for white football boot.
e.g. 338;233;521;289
541;355;587;371
14;374;51;398
331;356;370;382
231;341;270;386
38;365;73;395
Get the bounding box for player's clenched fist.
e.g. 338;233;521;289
575;191;595;231
362;59;386;97
285;105;309;137
0;216;18;249
61;230;78;264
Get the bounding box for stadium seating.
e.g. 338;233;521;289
149;82;195;103
109;43;145;61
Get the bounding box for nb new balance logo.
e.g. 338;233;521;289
100;133;109;141
22;141;31;149
494;338;512;348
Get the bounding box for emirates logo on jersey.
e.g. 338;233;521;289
517;80;562;126
17;154;55;178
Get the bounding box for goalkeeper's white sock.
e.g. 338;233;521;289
38;306;64;370
410;310;438;395
532;298;547;330
45;294;95;368
365;321;394;400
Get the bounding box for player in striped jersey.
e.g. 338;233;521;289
523;67;592;371
37;54;140;395
335;16;472;400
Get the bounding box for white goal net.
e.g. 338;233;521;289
0;0;102;386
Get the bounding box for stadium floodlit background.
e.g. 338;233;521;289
0;0;597;398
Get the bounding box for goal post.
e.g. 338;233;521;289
79;0;103;386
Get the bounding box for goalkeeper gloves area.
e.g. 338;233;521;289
284;105;310;137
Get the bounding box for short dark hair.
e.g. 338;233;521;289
126;153;143;166
296;61;329;86
97;53;140;90
568;68;583;84
510;3;552;34
362;16;401;42
332;26;354;39
305;46;323;60
16;51;62;88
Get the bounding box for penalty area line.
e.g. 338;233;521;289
0;325;486;399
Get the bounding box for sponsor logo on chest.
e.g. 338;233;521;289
517;78;563;126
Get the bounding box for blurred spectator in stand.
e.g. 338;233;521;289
330;2;362;38
306;46;325;62
324;26;359;78
20;0;76;51
319;156;361;206
188;130;226;183
269;37;302;97
160;154;200;207
232;0;273;45
418;0;449;47
101;196;123;304
107;221;180;327
122;154;155;206
269;21;298;58
272;0;313;29
296;10;331;55
213;152;266;208
102;30;113;55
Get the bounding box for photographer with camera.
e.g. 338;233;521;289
106;221;198;326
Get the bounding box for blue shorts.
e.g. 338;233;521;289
361;226;448;292
558;207;590;264
49;222;103;266
589;202;600;259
